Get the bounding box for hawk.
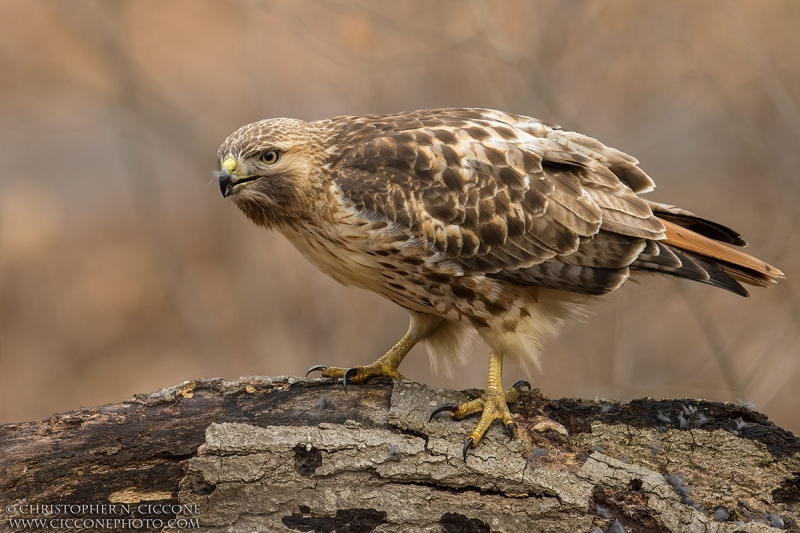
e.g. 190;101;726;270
217;108;782;458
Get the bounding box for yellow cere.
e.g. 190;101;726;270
222;157;238;175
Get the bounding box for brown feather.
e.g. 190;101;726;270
660;218;783;286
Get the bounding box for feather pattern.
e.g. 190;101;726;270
218;107;783;377
329;108;667;295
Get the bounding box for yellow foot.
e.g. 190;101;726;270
429;380;530;460
305;362;405;392
306;332;416;392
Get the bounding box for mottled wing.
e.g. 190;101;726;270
329;109;664;295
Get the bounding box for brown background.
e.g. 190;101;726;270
0;0;798;435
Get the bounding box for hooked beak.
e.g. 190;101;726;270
219;171;234;197
219;157;238;198
218;157;258;198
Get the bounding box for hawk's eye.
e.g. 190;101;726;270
261;150;280;164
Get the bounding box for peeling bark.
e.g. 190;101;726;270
1;377;798;532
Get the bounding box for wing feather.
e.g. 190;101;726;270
329;109;664;294
647;201;747;246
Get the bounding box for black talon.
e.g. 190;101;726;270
305;365;328;378
462;438;474;461
342;367;359;394
512;380;531;391
505;421;517;438
429;403;459;422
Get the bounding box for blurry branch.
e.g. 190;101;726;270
727;2;800;149
610;290;633;397
299;1;488;73
317;0;478;51
100;3;232;373
41;2;241;160
42;1;233;374
677;9;800;227
753;327;800;408
742;282;800;392
468;0;579;124
723;3;800;257
678;286;743;400
676;8;800;399
621;2;800;404
315;0;580;122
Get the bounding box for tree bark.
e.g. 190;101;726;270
1;376;798;532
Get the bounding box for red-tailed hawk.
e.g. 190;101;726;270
217;108;782;458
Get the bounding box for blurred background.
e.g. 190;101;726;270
0;0;798;435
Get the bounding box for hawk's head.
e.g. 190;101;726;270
217;118;325;228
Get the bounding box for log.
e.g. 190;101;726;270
1;376;798;532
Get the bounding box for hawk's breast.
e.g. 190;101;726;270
278;187;464;316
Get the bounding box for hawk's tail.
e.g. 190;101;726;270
631;215;784;297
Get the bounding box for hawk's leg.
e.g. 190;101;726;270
306;332;416;389
430;352;530;460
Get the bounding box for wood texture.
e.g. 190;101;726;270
1;377;799;532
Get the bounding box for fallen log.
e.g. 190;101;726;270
1;376;798;532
